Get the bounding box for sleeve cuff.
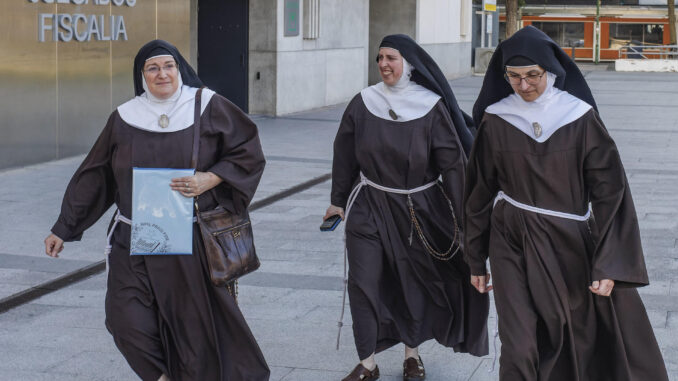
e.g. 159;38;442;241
51;221;82;242
469;264;488;276
591;269;649;288
207;161;230;182
330;196;347;210
465;254;488;276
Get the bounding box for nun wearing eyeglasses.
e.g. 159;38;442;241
465;26;668;381
324;34;489;381
43;40;269;381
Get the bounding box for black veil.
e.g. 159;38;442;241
379;34;475;157
472;26;597;126
133;39;203;96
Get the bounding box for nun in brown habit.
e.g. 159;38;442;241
465;26;668;381
43;40;269;381
325;34;489;381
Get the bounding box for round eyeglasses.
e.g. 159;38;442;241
143;63;178;75
504;71;545;86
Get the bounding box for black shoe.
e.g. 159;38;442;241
342;363;380;381
403;356;425;380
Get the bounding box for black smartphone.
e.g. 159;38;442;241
320;214;342;232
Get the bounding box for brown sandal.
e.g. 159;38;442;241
342;363;380;381
403;356;425;380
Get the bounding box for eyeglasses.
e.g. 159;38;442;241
143;63;177;75
504;70;545;86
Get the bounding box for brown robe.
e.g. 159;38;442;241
464;110;668;381
51;94;270;381
331;95;489;360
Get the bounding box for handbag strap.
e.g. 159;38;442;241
191;87;205;215
191;87;205;169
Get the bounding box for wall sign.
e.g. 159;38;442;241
483;0;497;12
284;0;299;37
28;0;136;42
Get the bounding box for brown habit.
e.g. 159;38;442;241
51;94;270;381
464;110;668;381
331;95;489;360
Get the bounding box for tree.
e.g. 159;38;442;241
669;0;677;45
505;0;519;38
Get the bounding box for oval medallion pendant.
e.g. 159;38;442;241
388;109;398;120
532;122;542;138
158;114;170;129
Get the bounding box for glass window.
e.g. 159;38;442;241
609;23;664;46
531;22;585;47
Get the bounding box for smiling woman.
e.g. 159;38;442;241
325;34;487;381
142;56;180;100
376;47;403;86
43;39;270;381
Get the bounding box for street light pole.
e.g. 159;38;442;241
595;0;601;64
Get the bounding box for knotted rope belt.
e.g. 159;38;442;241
105;210;132;257
493;190;591;221
335;172;462;349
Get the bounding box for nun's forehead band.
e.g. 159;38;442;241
505;64;541;69
145;54;174;62
375;46;401;62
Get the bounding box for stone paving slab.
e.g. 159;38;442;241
0;71;677;380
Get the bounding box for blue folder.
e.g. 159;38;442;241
130;168;194;255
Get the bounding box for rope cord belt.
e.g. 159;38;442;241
493;191;591;221
105;210;132;256
336;172;462;350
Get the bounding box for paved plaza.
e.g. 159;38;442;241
0;70;677;380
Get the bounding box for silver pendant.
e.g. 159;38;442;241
388;109;398;120
158;114;170;129
532;122;542;138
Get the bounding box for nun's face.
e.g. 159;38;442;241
377;48;404;86
506;65;548;102
143;56;179;99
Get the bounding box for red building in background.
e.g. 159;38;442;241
495;0;676;61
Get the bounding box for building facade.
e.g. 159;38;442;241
1;0;473;170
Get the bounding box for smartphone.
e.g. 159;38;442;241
320;214;342;232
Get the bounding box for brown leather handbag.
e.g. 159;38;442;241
191;88;260;287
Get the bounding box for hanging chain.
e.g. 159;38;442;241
407;183;461;261
226;279;239;303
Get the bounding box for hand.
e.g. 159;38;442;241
324;205;345;221
589;279;615;297
44;234;64;258
470;273;493;293
170;171;223;198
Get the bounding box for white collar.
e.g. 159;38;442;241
485;72;592;142
360;57;441;122
117;85;216;132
